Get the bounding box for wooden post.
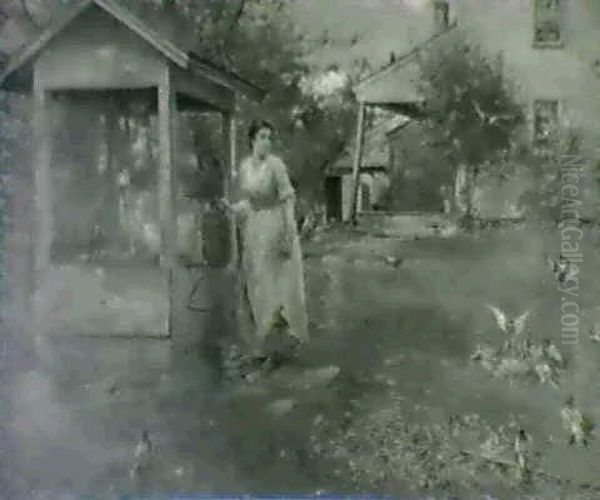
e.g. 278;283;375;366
158;68;177;336
221;112;240;341
222;113;238;270
230;117;240;269
32;78;53;322
349;101;366;225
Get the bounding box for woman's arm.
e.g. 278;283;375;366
273;158;297;252
282;197;296;243
224;162;250;219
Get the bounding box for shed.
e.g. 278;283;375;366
0;0;264;341
346;15;458;222
325;115;408;221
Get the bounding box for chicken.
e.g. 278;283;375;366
560;396;593;446
470;344;497;372
381;255;403;268
486;305;531;356
528;342;545;364
542;339;565;369
472;100;514;126
88;223;106;261
546;254;575;284
262;306;301;367
535;362;559;388
589;327;600;343
130;430;153;480
514;429;532;481
486;305;531;337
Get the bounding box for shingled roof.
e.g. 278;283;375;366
353;20;458;106
330;115;410;172
0;0;264;100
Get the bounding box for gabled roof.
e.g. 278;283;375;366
331;115;411;171
354;21;458;105
0;0;265;100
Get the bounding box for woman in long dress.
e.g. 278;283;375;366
227;119;309;355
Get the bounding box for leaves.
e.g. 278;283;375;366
416;35;524;170
1;0;360;217
315;399;527;493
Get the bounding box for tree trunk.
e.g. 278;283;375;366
466;166;477;216
455;164;478;230
453;164;468;214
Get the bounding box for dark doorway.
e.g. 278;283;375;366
325;176;342;221
360;182;371;211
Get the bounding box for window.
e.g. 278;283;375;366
533;0;563;48
532;99;559;152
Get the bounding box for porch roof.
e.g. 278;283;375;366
353;21;458;108
330;115;411;172
0;0;265;102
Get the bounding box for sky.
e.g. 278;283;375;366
289;0;435;70
0;0;437;71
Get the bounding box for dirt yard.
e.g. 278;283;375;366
3;223;600;498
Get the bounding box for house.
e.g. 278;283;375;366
325;114;407;221
347;0;600;221
453;0;600;219
0;0;263;339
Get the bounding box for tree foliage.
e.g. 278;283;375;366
0;0;364;236
518;126;586;224
413;33;526;222
417;34;524;169
129;0;363;204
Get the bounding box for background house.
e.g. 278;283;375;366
454;0;600;218
349;0;600;220
325;115;405;221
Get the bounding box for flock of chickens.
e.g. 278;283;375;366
125;252;599;489
470;253;597;483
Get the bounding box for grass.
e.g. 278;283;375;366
6;222;600;497
299;223;600;497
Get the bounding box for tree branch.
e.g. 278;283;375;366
212;0;226;24
229;0;247;32
220;0;246;62
19;0;41;29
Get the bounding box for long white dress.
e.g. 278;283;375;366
235;154;309;349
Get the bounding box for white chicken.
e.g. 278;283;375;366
486;305;531;336
486;305;531;354
130;430;153;480
542;339;565;369
513;429;533;482
560;396;593;446
534;362;559;389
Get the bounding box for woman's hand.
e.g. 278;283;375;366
221;198;250;218
219;197;231;210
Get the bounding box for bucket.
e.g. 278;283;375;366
202;205;231;268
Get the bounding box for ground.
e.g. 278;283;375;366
3;222;600;498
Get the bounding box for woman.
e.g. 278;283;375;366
226;119;309;355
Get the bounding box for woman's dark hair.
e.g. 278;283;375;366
248;119;275;148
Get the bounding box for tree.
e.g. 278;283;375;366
139;0;362;208
0;0;362;236
415;34;525;227
518;126;586;224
